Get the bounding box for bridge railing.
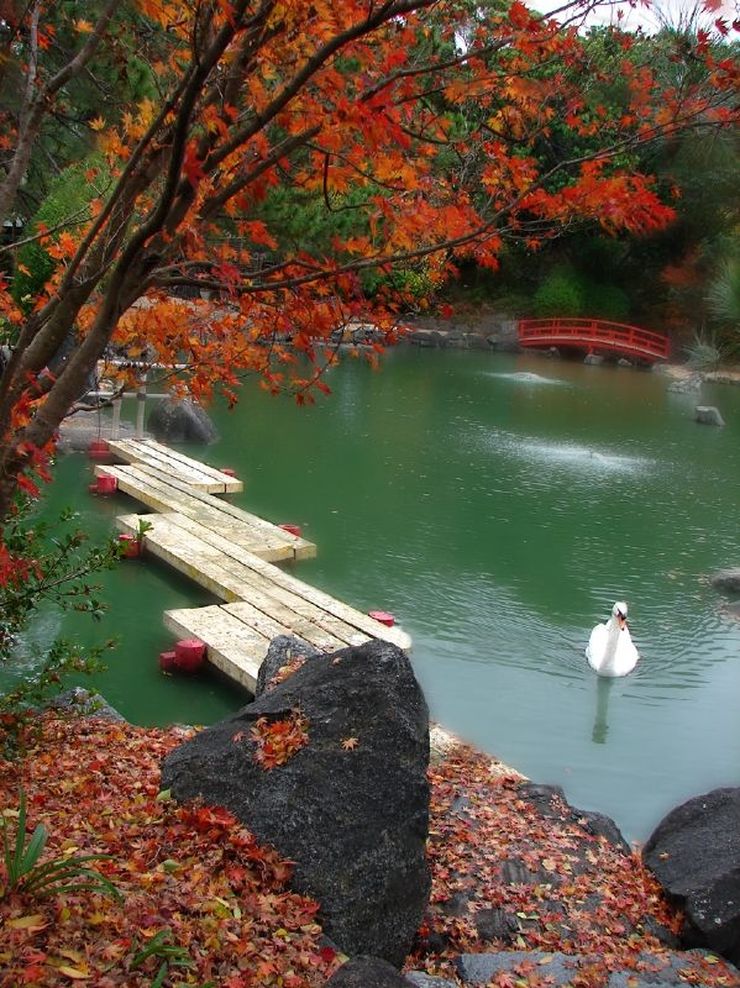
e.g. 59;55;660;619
517;318;670;360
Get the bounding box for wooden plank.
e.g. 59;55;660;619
119;513;377;646
160;511;315;576
223;601;352;652
130;467;315;560
98;464;315;560
164;605;266;692
133;460;235;495
98;464;311;561
110;438;243;491
118;512;286;597
162;516;411;648
108;438;244;493
118;511;411;651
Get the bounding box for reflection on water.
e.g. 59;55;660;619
592;677;614;744
519;440;648;475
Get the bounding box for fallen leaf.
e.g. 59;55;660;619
7;915;47;931
58;965;91;979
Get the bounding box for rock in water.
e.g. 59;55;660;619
161;639;431;966
148;397;219;443
709;568;740;595
695;405;725;427
643;787;740;964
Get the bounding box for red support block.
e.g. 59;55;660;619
368;610;396;627
159;651;177;673
174;638;206;673
117;534;141;559
96;474;118;495
88;439;110;461
279;523;303;538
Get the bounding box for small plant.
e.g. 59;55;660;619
1;789;122;901
136;518;153;540
684;331;722;369
533;269;584;317
130;929;209;988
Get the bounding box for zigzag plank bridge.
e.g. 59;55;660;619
95;439;411;694
517;318;670;365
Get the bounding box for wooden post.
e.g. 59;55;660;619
112;397;122;440
135;373;147;439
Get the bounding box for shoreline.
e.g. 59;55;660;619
3;707;739;987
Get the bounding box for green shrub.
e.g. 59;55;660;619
684;332;722;369
583;283;631;322
12;157;108;305
532;270;584;317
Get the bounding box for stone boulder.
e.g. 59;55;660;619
148;398;219;443
643;787;740;964
454;950;739;987
161;639;430;966
695;405;725;427
46;687;125;722
326;957;457;988
325;956;411;987
710;568;740;595
254;634;322;697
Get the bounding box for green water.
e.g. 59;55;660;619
12;349;740;841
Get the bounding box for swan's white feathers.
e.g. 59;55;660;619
586;602;639;677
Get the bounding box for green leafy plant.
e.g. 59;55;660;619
533;270;585;317
684;331;722;369
1;503;119;735
136;518;154;541
130;929;211;988
1;789;122;901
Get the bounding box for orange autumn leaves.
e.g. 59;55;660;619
246;711;309;770
0;0;736;517
0;715;339;987
411;745;740;988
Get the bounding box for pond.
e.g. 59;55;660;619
13;347;740;843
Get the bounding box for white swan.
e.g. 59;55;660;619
586;601;639;677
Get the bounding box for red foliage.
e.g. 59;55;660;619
407;745;740;988
0;715;339;986
250;711;309;770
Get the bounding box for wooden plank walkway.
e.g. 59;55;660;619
100;440;411;694
98;464;315;561
118;510;411;653
108;438;244;493
164;603;372;692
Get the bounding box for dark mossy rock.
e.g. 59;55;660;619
643;787;740;964
148;398;219;443
325;956;409;987
162;639;430;966
255;634;322;697
710;568;740;595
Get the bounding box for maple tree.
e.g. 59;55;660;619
0;0;736;524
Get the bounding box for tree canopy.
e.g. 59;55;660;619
0;0;736;523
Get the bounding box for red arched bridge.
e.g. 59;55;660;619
517;318;670;365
